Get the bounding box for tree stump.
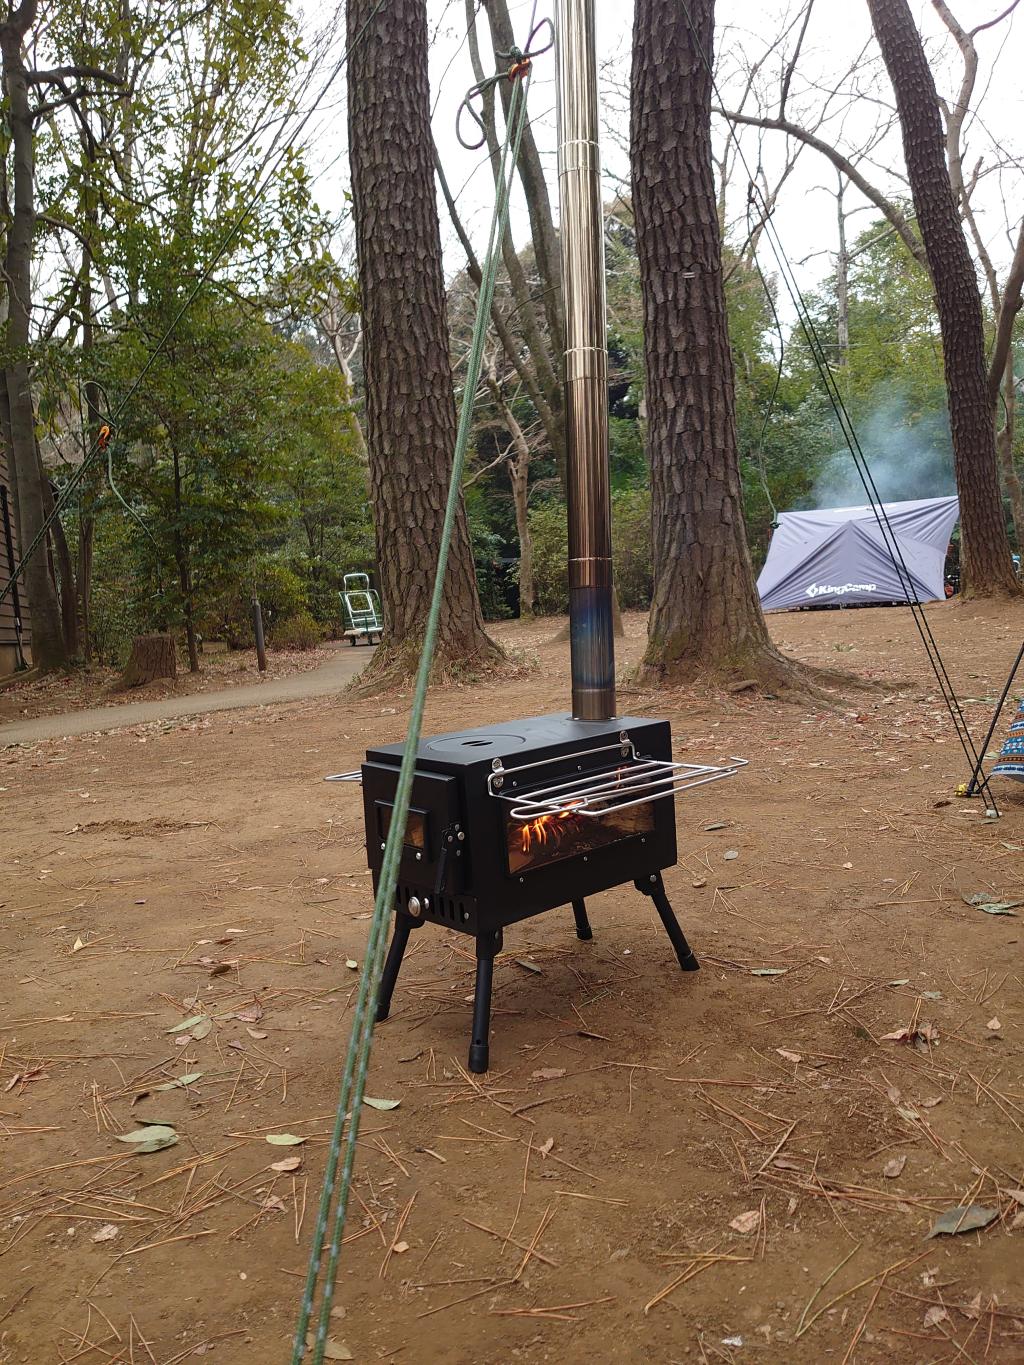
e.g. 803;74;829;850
122;633;177;688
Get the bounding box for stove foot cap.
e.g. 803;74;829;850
468;1043;489;1074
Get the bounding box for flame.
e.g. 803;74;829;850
518;802;582;855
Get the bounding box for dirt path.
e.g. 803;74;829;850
2;604;1023;1363
0;643;376;745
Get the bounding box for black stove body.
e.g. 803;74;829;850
360;711;703;1072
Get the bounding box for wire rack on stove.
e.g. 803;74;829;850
488;742;747;819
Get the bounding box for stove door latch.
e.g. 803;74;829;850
435;823;464;896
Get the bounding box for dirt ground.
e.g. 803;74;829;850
2;602;1023;1364
0;645;336;725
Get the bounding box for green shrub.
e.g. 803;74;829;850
200;561;309;648
611;487;652;609
469;515;514;621
528;489;652;615
528;501;570;614
269;609;325;650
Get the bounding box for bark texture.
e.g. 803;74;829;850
867;0;1019;596
122;633;176;688
347;0;500;680
1;3;66;671
631;0;786;682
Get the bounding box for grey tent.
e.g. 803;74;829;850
757;496;960;611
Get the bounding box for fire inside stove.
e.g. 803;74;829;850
506;799;655;875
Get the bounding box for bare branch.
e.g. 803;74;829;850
970;0;1022;38
715;106;930;272
779;1;816;119
988;217;1024;404
28;64;123;86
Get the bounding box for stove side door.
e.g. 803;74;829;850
360;762;465;894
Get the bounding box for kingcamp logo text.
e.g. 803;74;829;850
805;582;878;598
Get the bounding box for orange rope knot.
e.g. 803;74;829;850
507;57;531;81
97;424;112;450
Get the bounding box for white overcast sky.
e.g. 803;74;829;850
304;1;1023;312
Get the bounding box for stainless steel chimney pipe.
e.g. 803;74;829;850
555;0;615;722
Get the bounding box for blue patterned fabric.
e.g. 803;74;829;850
993;700;1024;781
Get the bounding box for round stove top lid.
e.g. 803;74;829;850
425;731;528;753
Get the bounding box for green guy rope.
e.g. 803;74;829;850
291;44;541;1365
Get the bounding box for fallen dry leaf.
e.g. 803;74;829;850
927;1204;998;1238
91;1224;119;1243
963;1293;984;1320
923;1306;949;1328
776;1048;802;1064
531;1067;566;1081
883;1155;907;1179
729;1210;761;1235
391;1240;409;1254
231;1003;263;1024
306;1334;352;1361
270;1156;303;1173
538;1137;554;1157
987;1017;1002;1032
245;1027;268;1040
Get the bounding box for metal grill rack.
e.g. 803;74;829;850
488;741;747;819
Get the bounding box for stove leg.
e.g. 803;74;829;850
376;912;414;1022
572;898;593;941
468;929;501;1074
635;873;699;972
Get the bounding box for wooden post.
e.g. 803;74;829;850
252;596;267;672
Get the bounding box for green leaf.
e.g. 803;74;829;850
117;1124;178;1155
154;1072;203;1091
750;968;788;977
927;1204;998;1238
266;1133;305;1146
167;1014;205;1034
962;893;1021;916
363;1097;401;1111
191;1017;214;1039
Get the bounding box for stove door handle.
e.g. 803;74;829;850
435;824;460;897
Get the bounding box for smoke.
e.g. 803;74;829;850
808;386;956;510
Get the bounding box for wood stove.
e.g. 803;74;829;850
339;717;742;1071
333;0;744;1071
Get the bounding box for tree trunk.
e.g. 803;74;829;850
38;459;78;656
79;252;102;663
997;351;1023;551
631;0;789;683
466;1;566;484
495;391;535;617
122;633;176;688
866;0;1019;597
347;0;500;680
834;174;851;388
171;445;199;672
482;0;565;370
1;8;66;673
